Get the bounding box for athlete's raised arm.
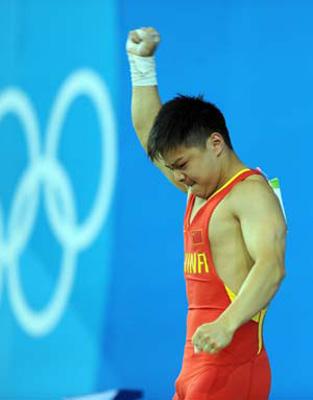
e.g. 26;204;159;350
126;27;188;192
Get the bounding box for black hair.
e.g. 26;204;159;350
147;94;233;162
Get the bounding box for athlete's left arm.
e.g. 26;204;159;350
219;179;287;333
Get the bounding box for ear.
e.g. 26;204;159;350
206;132;225;156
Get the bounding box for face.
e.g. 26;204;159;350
163;133;224;199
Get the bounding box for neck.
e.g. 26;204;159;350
216;151;247;190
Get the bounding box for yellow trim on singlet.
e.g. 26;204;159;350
207;168;251;201
257;308;267;354
224;284;267;354
187;168;252;224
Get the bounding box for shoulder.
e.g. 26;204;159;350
228;173;284;220
230;173;273;199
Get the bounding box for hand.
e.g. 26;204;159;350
126;26;161;57
191;317;235;355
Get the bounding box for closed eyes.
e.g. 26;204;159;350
165;161;188;170
177;162;188;169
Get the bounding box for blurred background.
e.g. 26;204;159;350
0;0;311;399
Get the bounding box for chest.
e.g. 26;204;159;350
188;194;240;247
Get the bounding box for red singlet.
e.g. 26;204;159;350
172;168;272;400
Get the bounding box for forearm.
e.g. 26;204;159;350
219;262;285;332
131;86;162;150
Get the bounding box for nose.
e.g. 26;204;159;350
173;169;185;183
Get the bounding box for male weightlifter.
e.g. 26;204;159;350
126;27;287;400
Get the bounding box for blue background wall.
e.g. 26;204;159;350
0;1;311;399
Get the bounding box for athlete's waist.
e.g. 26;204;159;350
185;280;231;309
186;309;261;363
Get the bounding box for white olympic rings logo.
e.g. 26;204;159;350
0;68;117;337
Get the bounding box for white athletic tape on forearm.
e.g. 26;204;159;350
127;53;158;86
126;28;159;86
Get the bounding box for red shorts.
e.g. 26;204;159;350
172;346;271;400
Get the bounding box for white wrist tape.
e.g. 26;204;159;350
128;53;158;86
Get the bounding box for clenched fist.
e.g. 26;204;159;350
126;27;161;57
192;318;235;355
